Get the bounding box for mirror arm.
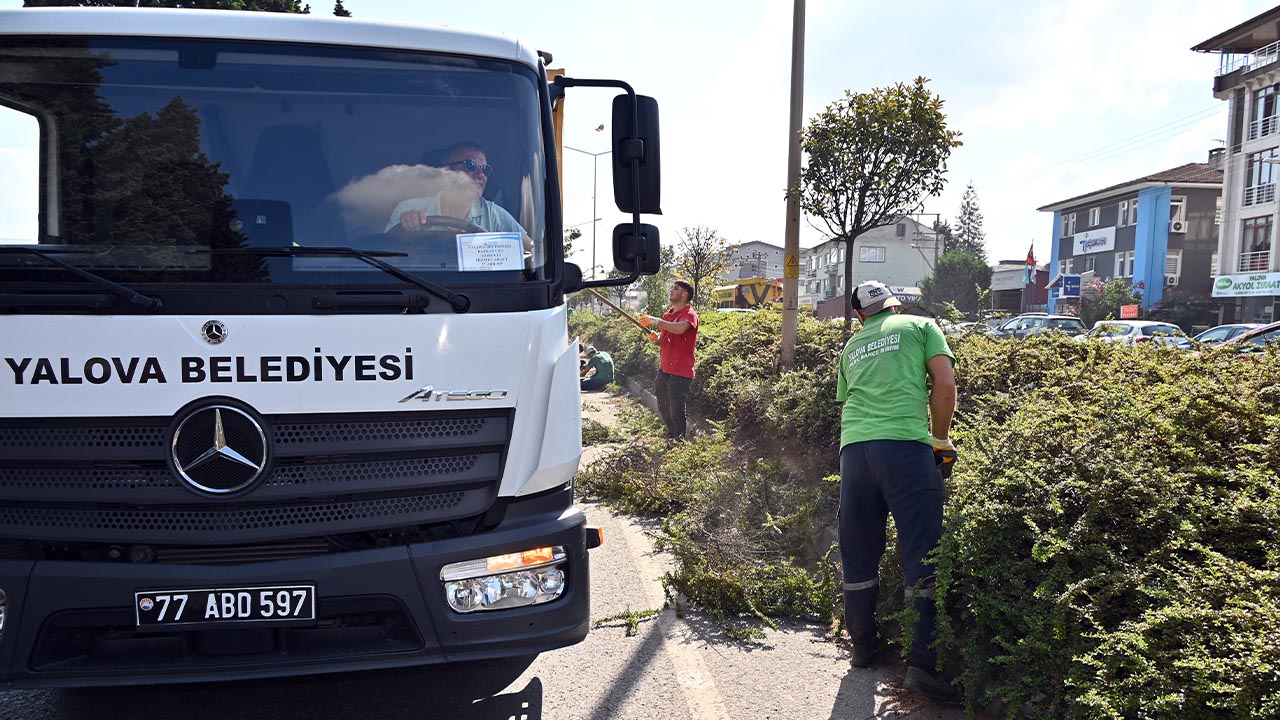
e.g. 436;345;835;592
552;76;644;248
577;270;641;290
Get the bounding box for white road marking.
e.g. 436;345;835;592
610;510;733;720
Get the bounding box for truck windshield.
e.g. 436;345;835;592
0;37;549;299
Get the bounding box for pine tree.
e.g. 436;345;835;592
333;0;351;16
954;182;986;259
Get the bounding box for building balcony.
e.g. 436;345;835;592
1244;183;1277;206
1250;115;1280;141
1239;251;1272;272
1217;39;1280;77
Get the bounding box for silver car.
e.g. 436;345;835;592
1192;323;1261;345
1076;320;1192;349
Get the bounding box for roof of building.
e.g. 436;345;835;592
1037;163;1222;212
734;240;785;252
1192;6;1280;53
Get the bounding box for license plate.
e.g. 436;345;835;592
134;585;316;629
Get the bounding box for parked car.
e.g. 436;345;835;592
1075;320;1192;349
1221;320;1280;350
993;314;1087;339
1192;323;1261;345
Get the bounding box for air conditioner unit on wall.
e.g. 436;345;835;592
1166;275;1180;286
1170;220;1187;233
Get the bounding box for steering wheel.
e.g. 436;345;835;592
389;214;486;237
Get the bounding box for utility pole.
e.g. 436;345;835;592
780;0;805;369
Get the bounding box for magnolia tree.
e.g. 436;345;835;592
797;77;961;338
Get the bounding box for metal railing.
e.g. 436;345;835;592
1249;115;1280;140
1217;39;1280;77
1244;183;1277;206
1238;251;1271;272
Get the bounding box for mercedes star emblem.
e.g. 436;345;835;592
201;320;229;345
171;405;269;494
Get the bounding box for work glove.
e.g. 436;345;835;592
648;330;661;345
930;435;957;480
638;315;660;328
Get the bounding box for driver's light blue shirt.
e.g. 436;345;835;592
386;195;524;234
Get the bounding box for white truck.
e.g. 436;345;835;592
0;7;660;687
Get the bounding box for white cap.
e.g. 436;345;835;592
850;280;902;316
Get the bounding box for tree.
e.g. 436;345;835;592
673;226;735;307
1150;288;1217;332
642;246;676;316
1080;279;1140;327
933;219;956;253
332;0;350;15
918;250;992;318
953;182;986;259
606;269;640;308
796;77;962;338
24;0;312;11
564;227;582;258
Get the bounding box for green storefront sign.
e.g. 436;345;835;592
1212;272;1280;297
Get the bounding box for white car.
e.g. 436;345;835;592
1075;320;1191;349
1192;323;1261;344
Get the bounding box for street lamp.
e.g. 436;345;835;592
564;145;612;279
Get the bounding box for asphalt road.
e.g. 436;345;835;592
0;393;962;719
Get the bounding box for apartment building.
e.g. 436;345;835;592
798;216;939;315
721;240;785;281
1194;7;1280;324
1037;162;1222;314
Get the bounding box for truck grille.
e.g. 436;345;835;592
0;409;511;545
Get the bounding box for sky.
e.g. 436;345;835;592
0;0;1272;270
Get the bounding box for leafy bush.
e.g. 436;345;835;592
572;307;1280;717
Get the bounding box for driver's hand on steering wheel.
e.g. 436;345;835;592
398;210;435;232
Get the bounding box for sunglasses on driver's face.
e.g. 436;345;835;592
445;158;493;177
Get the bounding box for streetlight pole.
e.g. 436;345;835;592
564;145;612;279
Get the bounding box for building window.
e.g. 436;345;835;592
1089;207;1100;227
1080;256;1096;273
1211;251;1219;276
1252;84;1280;140
1128;198;1139;226
1067;213;1077;236
1244;149;1279;206
1240;216;1273;272
859;246;885;263
896;223;906;237
1114;250;1135;278
1164;249;1182;279
1058;259;1072;275
1118;201;1129;227
1170;196;1187;224
1215;196;1223;225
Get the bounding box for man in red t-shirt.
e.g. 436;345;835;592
639;280;699;439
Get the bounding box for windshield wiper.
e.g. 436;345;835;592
196;246;470;312
0;247;163;312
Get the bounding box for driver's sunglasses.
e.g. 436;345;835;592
445;158;494;177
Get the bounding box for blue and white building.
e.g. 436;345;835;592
1037;161;1223;314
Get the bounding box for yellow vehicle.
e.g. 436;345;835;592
713;277;783;309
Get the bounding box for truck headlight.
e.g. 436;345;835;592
440;546;567;614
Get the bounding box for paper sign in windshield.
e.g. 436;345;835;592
457;233;523;272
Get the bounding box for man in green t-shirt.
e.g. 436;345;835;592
835;280;957;701
579;346;614;392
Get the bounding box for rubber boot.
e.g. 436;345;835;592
844;587;879;667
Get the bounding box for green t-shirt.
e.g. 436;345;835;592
585;352;614;383
835;312;955;449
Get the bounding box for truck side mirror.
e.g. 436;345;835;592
611;94;661;215
612;223;660;275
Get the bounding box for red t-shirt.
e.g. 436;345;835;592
659;305;699;378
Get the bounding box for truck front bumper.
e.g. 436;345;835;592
0;486;590;689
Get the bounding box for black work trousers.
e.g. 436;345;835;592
654;370;692;439
838;439;945;670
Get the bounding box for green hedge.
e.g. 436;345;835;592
571;309;1280;718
